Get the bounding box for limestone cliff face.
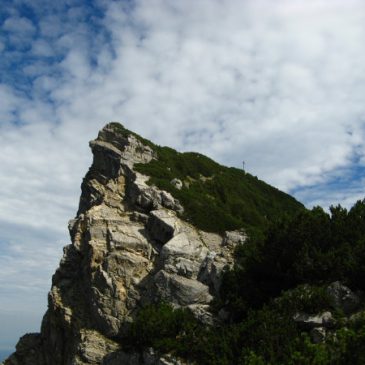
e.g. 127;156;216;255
3;124;243;365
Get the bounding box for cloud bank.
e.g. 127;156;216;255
1;0;365;350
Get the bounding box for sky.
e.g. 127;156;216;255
1;0;365;352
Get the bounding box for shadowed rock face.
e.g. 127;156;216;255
3;123;242;365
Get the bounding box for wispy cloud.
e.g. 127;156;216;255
1;0;365;349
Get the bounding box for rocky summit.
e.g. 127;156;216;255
5;123;365;364
3;123;244;365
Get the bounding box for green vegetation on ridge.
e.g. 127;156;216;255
221;201;365;319
122;201;365;365
109;123;365;364
109;122;304;235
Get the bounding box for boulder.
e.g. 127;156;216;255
154;270;213;306
76;329;120;364
310;327;326;344
170;178;183;190
162;233;204;260
293;311;335;329
222;230;247;247
103;348;191;365
326;281;360;315
147;209;178;244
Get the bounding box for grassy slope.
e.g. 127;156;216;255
109;122;304;235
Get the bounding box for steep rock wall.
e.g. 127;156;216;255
3;124;242;365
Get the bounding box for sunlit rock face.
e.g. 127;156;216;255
3;123;241;365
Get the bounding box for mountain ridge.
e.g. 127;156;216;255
3;122;254;364
110;122;304;235
7;123;364;365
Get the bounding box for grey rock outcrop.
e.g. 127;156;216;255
326;281;360;315
222;230;247;248
3;123;240;365
170;178;183;190
310;327;327;344
104;348;193;365
293;311;336;330
293;311;336;344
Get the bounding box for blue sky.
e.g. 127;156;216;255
1;0;365;352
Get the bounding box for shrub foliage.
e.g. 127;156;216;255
110;123;365;364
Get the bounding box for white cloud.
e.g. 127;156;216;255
87;0;365;193
2;0;365;350
0;85;22;123
3;16;36;34
2;15;36;49
31;39;54;57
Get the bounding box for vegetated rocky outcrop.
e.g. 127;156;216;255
5;123;365;365
3;123;246;365
292;281;364;344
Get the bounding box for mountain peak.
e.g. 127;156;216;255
4;123;247;364
3;122;302;365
